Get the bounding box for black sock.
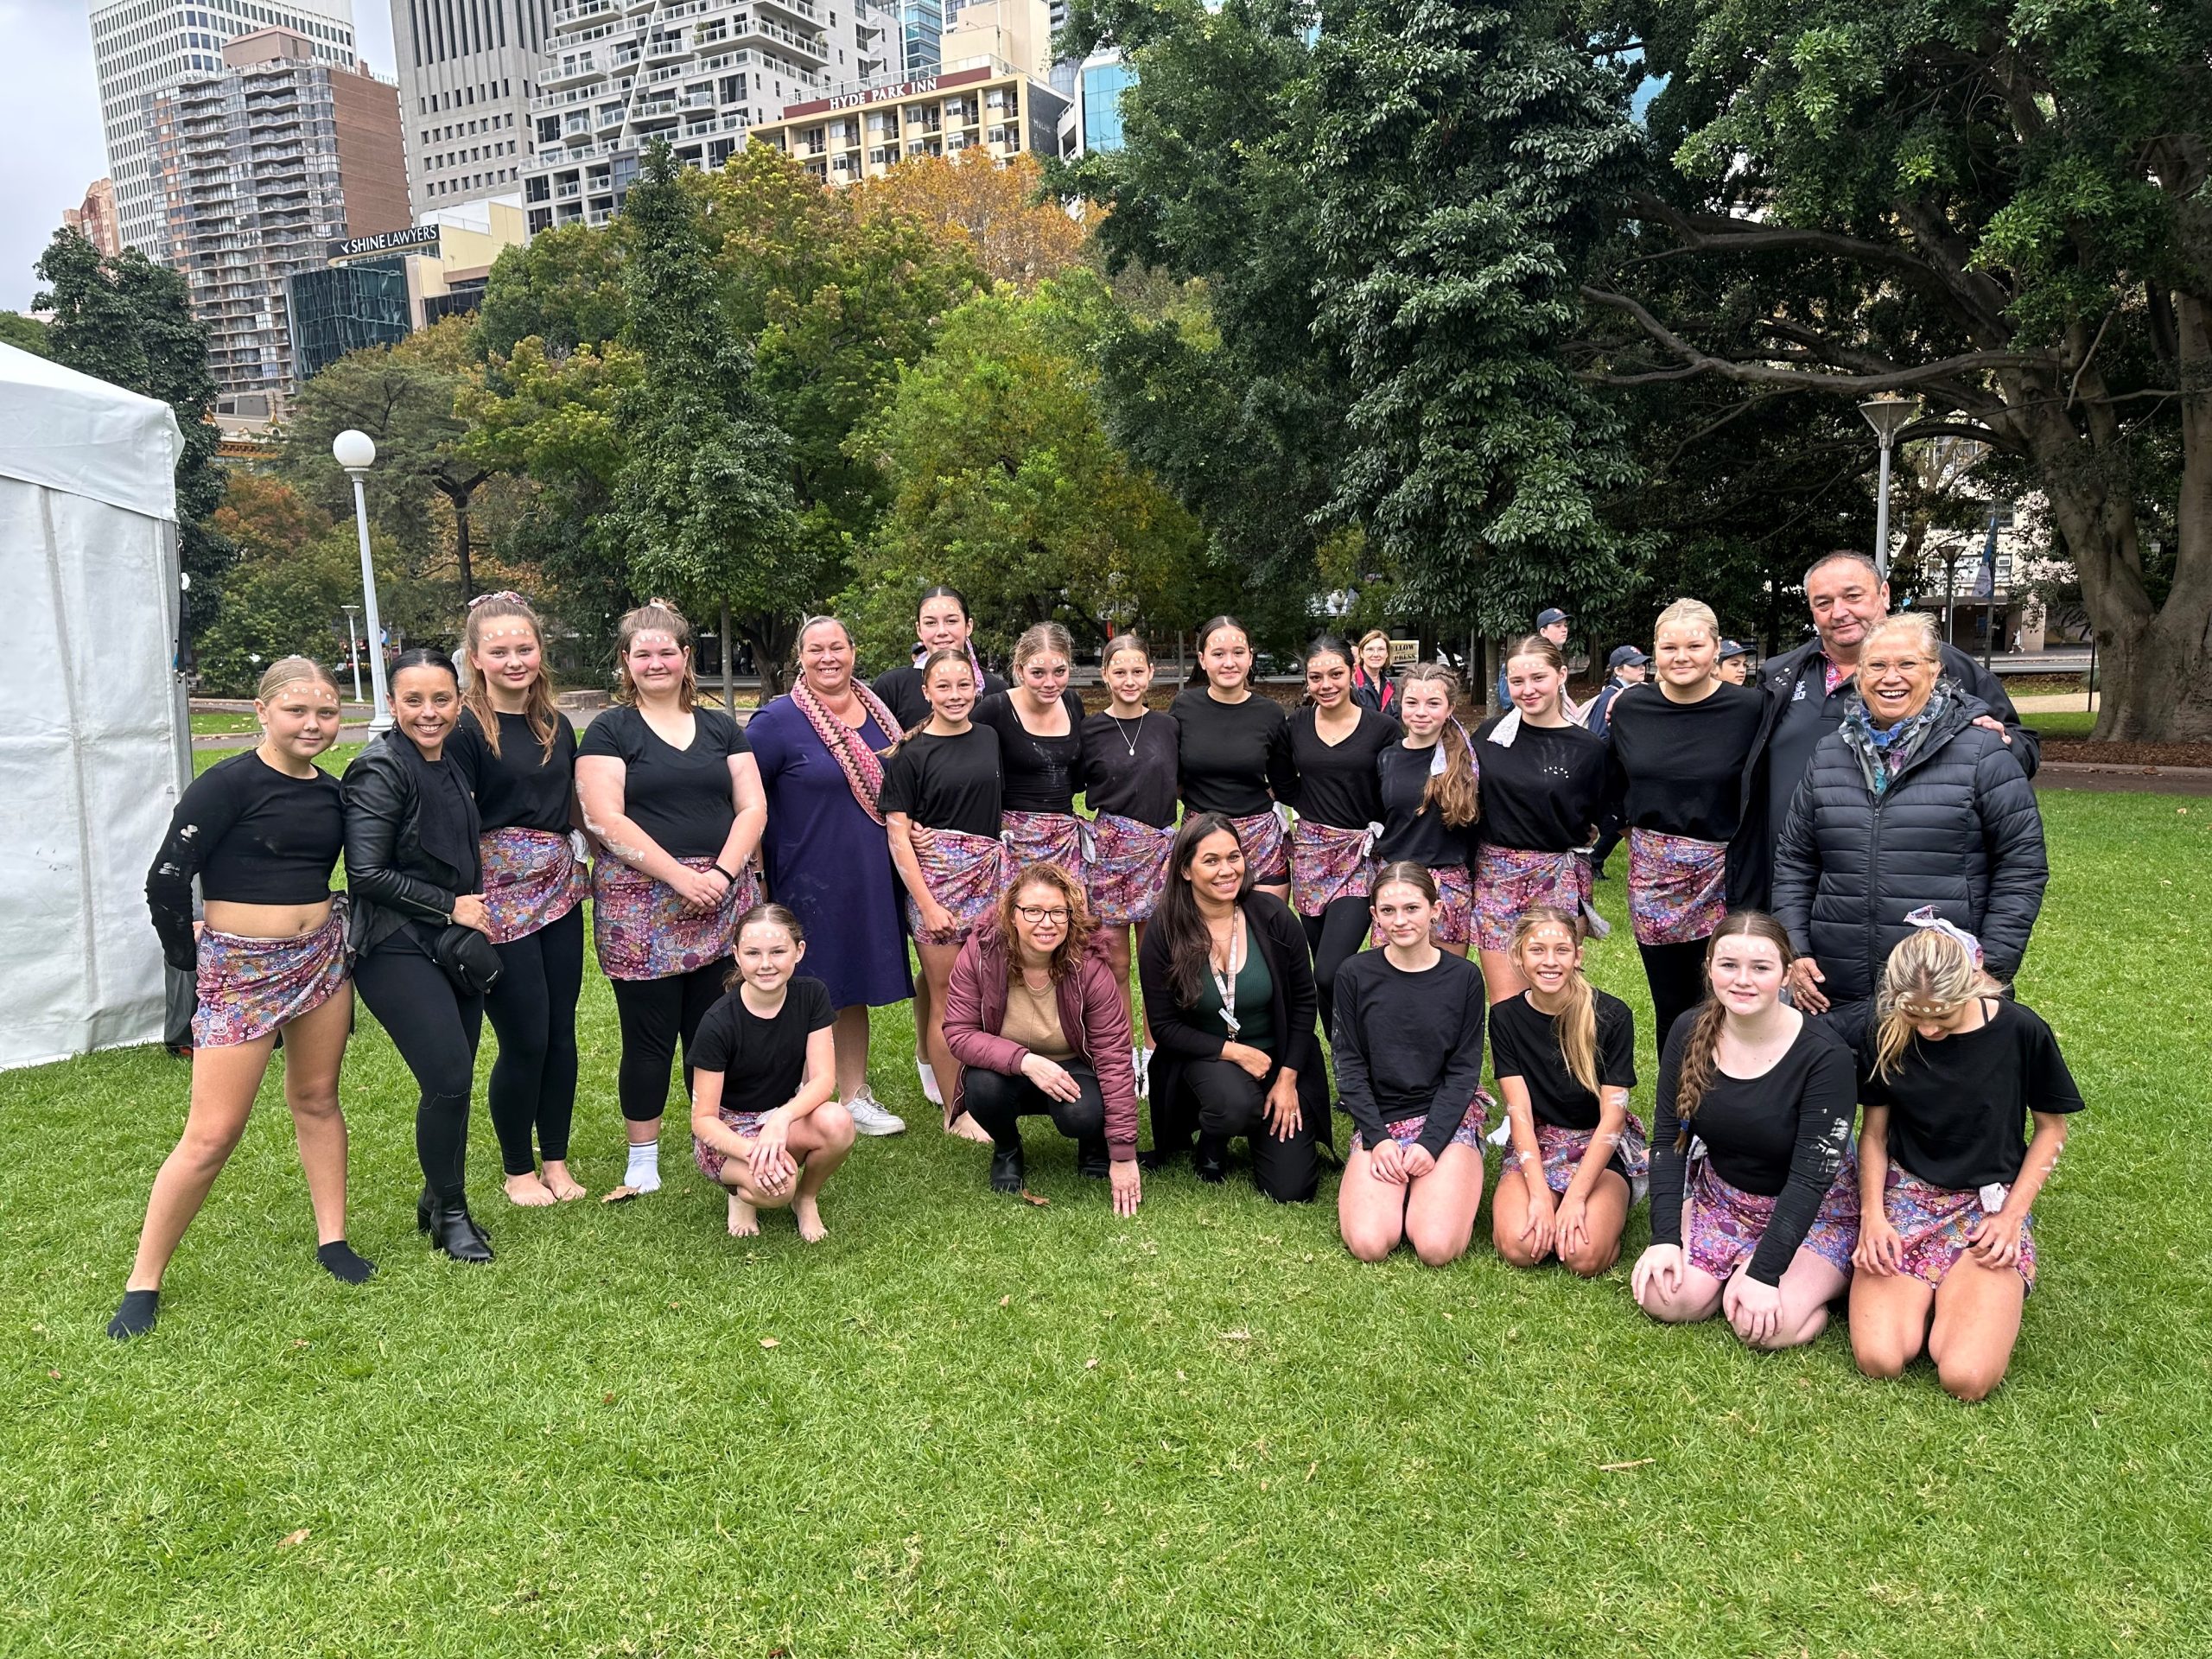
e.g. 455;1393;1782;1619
106;1288;159;1340
316;1240;377;1285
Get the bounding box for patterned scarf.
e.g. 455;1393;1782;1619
1839;680;1955;796
792;674;902;825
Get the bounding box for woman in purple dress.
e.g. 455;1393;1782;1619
745;616;914;1137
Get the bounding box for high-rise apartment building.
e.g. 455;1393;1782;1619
63;179;125;254
389;0;552;216
522;0;892;232
145;27;408;415
87;0;363;261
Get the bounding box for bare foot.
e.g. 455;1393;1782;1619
504;1172;556;1207
793;1196;828;1243
728;1192;760;1237
945;1111;993;1144
540;1162;587;1202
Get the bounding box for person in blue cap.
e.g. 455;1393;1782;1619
1498;609;1573;709
1719;639;1755;686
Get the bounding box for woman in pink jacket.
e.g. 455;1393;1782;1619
944;862;1143;1213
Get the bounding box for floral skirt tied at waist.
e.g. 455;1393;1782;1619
1230;807;1291;887
1879;1164;2038;1290
1001;809;1089;884
480;826;588;945
1086;813;1175;925
1626;828;1728;946
1684;1151;1859;1281
1473;843;1591;950
192;900;351;1048
1370;862;1474;949
905;827;1014;947
1290;817;1377;918
1534;1116;1651;1199
1354;1089;1495;1154
592;855;754;981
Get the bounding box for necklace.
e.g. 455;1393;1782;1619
1108;711;1145;758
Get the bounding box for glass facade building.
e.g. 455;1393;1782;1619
1077;55;1129;151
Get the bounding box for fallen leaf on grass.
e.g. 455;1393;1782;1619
1084;1357;1099;1370
1218;1329;1251;1342
1306;1460;1318;1482
760;1338;780;1350
279;1529;310;1548
1598;1459;1655;1472
602;1392;616;1405
999;1295;1011;1307
1019;1189;1050;1206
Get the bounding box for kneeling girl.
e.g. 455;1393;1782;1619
1333;863;1491;1267
689;905;856;1241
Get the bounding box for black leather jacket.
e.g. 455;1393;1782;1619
341;732;478;957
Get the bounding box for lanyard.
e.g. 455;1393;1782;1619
1211;915;1244;1037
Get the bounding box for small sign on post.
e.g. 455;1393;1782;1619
1388;639;1420;667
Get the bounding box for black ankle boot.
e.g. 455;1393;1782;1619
421;1185;488;1244
425;1194;493;1263
1075;1136;1109;1179
1192;1134;1230;1184
989;1143;1026;1194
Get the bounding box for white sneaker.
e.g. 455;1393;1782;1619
847;1090;907;1136
917;1060;944;1106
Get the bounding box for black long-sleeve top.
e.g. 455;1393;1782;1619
1079;709;1179;827
451;708;578;834
1374;740;1473;868
1287;706;1398;830
1472;715;1607;852
1649;1014;1857;1286
143;749;345;970
1170;688;1298;817
1604;682;1765;842
1330;950;1489;1156
972;689;1086;814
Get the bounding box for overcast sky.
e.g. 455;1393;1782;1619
0;0;398;314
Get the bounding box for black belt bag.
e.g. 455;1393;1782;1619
433;923;505;996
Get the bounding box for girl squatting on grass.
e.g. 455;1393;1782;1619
1848;919;2083;1400
115;658;365;1338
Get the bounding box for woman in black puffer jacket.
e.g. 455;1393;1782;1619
1771;613;2046;1011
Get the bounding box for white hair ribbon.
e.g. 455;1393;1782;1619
1904;905;1984;968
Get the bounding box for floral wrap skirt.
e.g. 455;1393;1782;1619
1290;818;1377;918
192;902;350;1048
905;827;1014;946
1879;1164;2037;1290
1473;844;1591;950
1684;1152;1859;1281
1001;809;1089;884
1369;862;1474;949
1086;813;1175;925
1230;807;1291;886
1627;829;1729;947
480;826;587;945
693;1106;768;1184
592;855;753;981
1535;1115;1651;1197
1354;1090;1494;1154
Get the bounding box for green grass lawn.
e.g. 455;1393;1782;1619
188;712;261;737
2029;708;2099;741
6;792;2209;1655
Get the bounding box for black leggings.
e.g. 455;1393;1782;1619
353;938;484;1200
1185;1057;1319;1204
963;1062;1106;1153
609;958;729;1123
1639;938;1710;1054
483;905;583;1175
1303;895;1371;1043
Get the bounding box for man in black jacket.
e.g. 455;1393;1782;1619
1729;551;2038;910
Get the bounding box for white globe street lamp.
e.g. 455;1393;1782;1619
333;429;392;733
1858;395;1916;582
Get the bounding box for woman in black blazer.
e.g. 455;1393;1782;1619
1139;812;1326;1202
343;649;499;1263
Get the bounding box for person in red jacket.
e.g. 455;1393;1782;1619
944;862;1143;1212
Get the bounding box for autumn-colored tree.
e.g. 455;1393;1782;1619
210;470;334;563
854;150;1086;289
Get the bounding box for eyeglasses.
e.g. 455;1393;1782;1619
1015;905;1071;925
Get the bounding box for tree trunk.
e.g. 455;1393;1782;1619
737;611;798;699
454;497;474;602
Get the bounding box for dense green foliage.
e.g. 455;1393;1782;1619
0;311;50;357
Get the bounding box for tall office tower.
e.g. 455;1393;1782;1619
389;0;552;216
145;27;408;415
897;0;943;76
63;179;125;254
523;0;880;232
87;0;362;262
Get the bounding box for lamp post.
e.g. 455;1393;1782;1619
333;430;391;734
1858;395;1916;582
340;603;362;703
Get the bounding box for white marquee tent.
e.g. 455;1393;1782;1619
0;341;189;1069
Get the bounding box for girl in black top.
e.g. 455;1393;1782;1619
881;646;1007;1142
1374;663;1480;955
1632;912;1860;1351
689;905;855;1243
1604;598;1767;1049
345;650;500;1265
577;601;767;1202
1333;863;1491;1267
1287;638;1399;1038
1849;922;2084;1401
1079;633;1179;1087
1473;637;1607;1002
1489;906;1645;1277
1138;814;1325;1202
1169;615;1298;899
974;621;1088;877
110;658;365;1339
870;583;1007;728
454;593;589;1207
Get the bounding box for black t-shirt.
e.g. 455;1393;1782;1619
688;976;837;1118
1330;950;1489;1156
878;725;1003;839
1859;999;2085;1189
1488;988;1637;1131
1473;715;1607;852
1080;709;1180;828
871;662;1008;731
1605;681;1766;842
1170;689;1297;817
1374;741;1472;869
576;705;750;861
1288;706;1398;830
144;749;345;969
453;707;577;835
1650;1014;1857;1285
972;689;1086;814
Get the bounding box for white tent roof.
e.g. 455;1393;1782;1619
0;340;181;521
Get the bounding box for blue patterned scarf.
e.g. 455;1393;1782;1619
1839;681;1955;795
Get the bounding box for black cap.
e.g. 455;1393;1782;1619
1719;639;1751;660
1607;645;1649;669
1535;607;1570;629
